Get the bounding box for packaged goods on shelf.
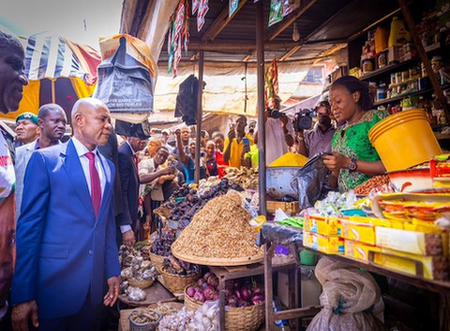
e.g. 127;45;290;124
375;226;448;256
373;247;450;280
340;219;377;245
305;215;340;236
344;239;381;262
303;231;344;254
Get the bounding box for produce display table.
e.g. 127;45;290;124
118;280;178;307
260;223;450;331
209;259;298;331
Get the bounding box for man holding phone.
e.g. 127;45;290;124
223;115;254;168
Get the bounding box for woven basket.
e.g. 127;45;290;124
149;252;165;272
128;277;155;289
184;287;265;331
159;268;200;294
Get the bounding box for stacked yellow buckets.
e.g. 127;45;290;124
368;109;442;172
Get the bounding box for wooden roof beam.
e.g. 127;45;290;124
279;45;302;61
266;0;318;42
201;0;249;42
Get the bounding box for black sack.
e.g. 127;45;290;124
94;37;153;114
175;74;199;125
291;153;331;210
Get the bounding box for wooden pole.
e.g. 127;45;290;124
256;0;266;217
194;51;204;184
398;0;450;123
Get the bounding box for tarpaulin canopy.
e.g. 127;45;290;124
1;35;101;121
155;60;311;117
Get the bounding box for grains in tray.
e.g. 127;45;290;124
354;175;390;195
172;191;262;259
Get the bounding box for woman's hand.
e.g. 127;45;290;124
322;152;350;172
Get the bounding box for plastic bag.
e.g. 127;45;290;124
291;154;331;210
175;74;200;125
94;36;154;115
306;257;385;331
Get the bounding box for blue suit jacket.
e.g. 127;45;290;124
11;139;120;319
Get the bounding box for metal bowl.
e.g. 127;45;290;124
266;166;302;200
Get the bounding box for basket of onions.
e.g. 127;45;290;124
184;272;265;331
160;256;200;294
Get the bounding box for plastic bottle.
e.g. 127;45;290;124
388;16;411;47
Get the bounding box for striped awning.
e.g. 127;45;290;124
18;35;101;85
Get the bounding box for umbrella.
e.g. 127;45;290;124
1;35;101;122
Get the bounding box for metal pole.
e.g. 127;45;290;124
194;51;204;184
256;0;266;216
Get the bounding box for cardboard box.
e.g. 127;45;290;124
340;218;377;245
375;227;446;256
303;231;344;254
305;215;340;236
373;248;449;280
345;239;381;262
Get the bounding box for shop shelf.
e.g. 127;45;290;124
373;88;435;106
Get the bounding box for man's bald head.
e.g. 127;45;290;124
71;98;112;151
0;30;24;57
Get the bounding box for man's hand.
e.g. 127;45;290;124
175;129;181;137
103;276;119;307
241;145;250;157
227;128;236;140
122;230;135;247
280;114;289;129
12;300;39;331
161;166;176;176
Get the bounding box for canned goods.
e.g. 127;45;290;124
362;59;374;73
395;72;403;84
421;62;428;77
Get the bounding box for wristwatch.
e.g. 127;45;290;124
348;157;358;171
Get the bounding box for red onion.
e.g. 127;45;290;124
241;288;251;301
194;290;205;303
201;282;209;290
225;281;234;291
234;289;241;299
203;286;215;300
203;272;213;281
197;278;206;287
223;289;232;298
251;294;264;305
186;286;195;297
213;293;220;301
252;285;263;295
207;275;219;288
227;297;237;307
233;281;241;290
194;287;201;292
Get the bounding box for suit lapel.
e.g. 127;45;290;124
61;140;95;219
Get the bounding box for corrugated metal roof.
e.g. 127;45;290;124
158;0;403;64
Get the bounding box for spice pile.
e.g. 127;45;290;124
165;178;244;232
172;191;263;259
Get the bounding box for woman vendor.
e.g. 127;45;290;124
322;76;389;192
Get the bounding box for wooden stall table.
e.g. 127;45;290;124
209;259;298;331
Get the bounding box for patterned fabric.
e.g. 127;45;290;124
332;109;389;192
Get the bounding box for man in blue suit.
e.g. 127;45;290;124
11;98;120;331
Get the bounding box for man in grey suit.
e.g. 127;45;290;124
15;104;67;218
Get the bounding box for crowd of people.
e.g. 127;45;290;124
0;28;389;331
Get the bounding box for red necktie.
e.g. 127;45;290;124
86;152;102;217
134;154;139;173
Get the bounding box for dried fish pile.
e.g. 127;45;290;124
172;191;262;259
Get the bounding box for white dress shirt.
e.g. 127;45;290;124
72;137;107;196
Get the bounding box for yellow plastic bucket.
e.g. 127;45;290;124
368;109;442;172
